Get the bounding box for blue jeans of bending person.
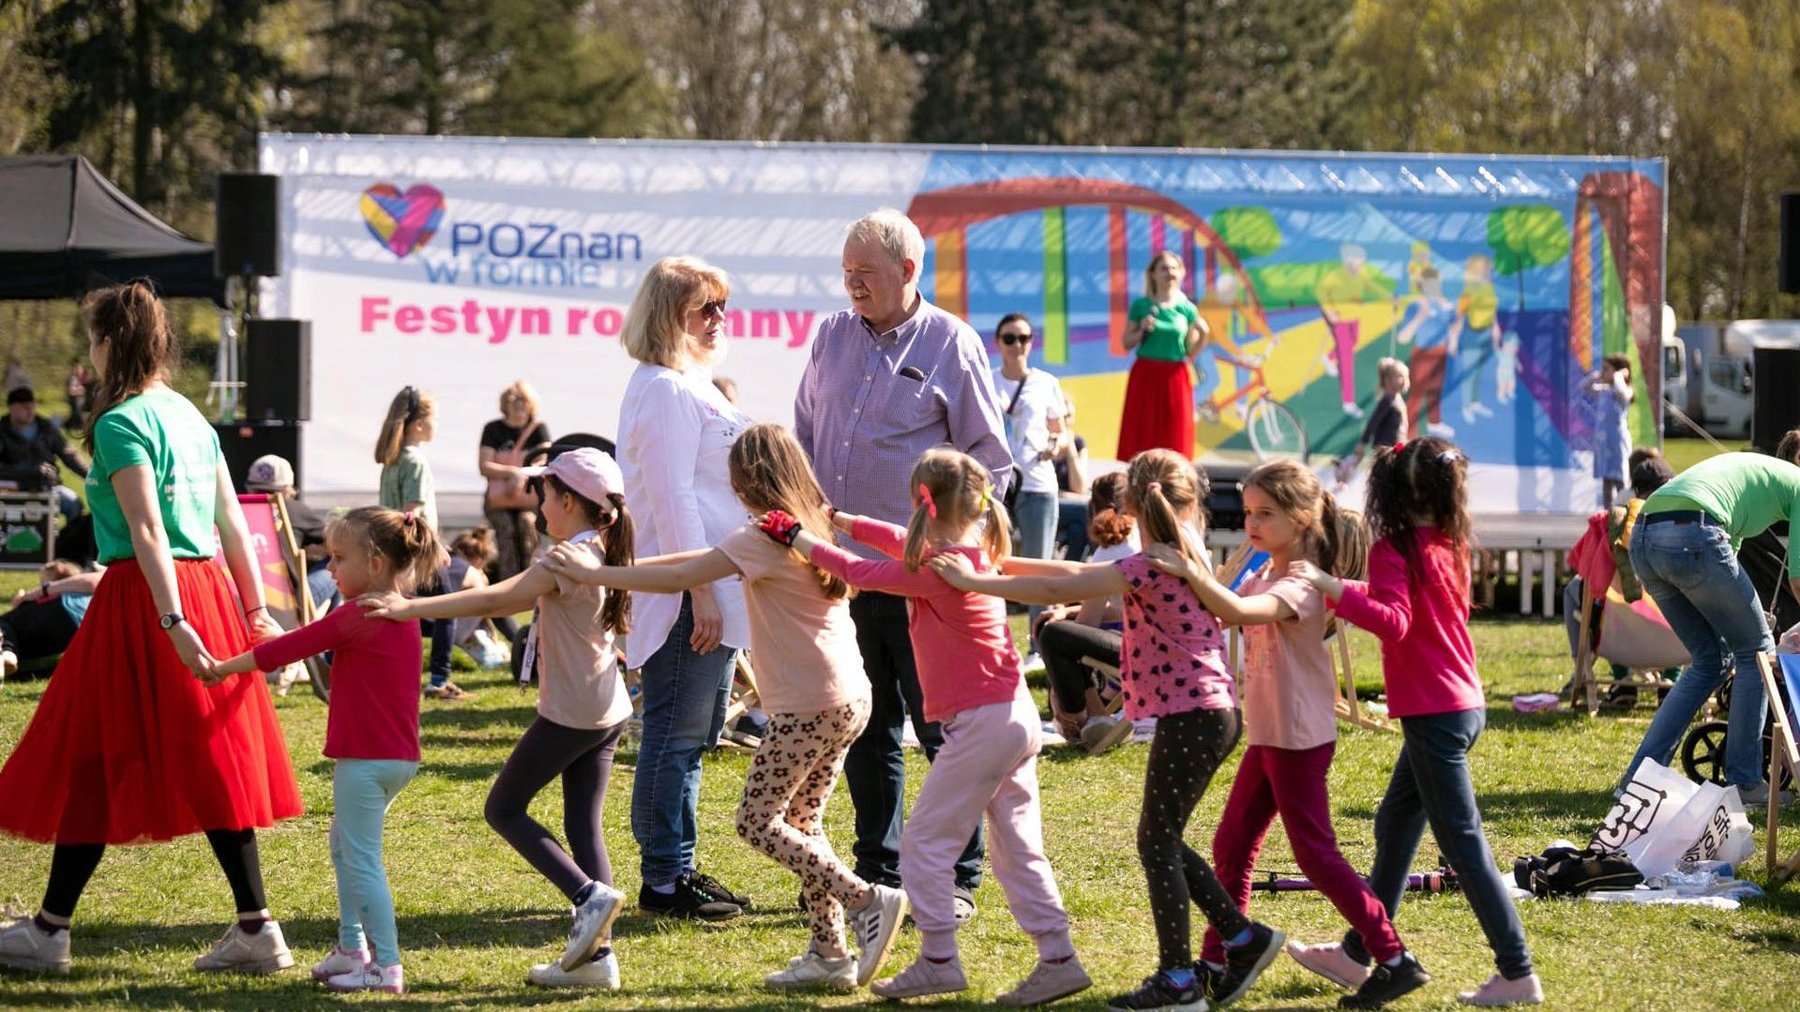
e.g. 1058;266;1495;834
1343;708;1532;980
843;591;984;890
631;594;735;888
1013;491;1058;649
1624;517;1771;789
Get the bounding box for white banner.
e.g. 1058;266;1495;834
261;135;929;496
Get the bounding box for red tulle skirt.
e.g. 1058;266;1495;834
0;559;303;844
1116;357;1195;461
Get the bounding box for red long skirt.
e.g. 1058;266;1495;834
1116;357;1195;461
0;559;303;844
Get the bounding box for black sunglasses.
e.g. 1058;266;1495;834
696;299;728;317
998;332;1033;346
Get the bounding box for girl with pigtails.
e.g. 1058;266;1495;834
758;446;1090;1007
931;448;1283;1012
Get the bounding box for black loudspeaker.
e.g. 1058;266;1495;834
1752;346;1800;454
245;318;311;422
215;172;281;278
1783;193;1800;295
214;421;302;491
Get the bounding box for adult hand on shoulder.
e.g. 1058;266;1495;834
688;585;724;654
357;590;408;620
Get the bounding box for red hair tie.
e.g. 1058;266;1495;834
402;510;417;525
918;484;938;519
1146;481;1163;496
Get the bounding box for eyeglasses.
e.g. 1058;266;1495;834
998;332;1032;346
695;300;728;318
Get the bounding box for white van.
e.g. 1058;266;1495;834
1705;320;1800;440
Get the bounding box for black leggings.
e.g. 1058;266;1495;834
1039;619;1121;714
484;715;622;901
43;828;266;920
1137;707;1248;970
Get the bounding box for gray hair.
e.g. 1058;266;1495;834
846;209;925;267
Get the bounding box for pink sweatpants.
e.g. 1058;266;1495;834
1331;320;1360;404
1200;742;1403;965
899;691;1074;962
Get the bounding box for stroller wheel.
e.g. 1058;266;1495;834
1680;721;1728;785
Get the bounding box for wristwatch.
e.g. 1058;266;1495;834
159;613;185;631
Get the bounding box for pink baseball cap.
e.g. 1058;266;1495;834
521;447;624;503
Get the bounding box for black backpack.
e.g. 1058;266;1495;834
1513;845;1643;898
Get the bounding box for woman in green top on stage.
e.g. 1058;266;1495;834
1117;251;1208;460
0;281;303;976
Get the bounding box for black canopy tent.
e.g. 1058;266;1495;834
0;155;226;305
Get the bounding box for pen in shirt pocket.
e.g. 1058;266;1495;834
897;365;926;382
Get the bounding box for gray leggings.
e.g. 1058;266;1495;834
485;715;623;901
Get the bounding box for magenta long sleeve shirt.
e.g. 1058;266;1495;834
1331;528;1485;719
805;517;1025;723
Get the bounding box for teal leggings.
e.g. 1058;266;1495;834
331;759;418;966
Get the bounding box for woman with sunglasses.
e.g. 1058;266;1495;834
993;313;1072;667
615;256;754;920
479;380;555;580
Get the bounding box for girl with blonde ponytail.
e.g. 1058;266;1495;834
755;445;1089;1005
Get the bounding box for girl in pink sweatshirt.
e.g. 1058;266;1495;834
1289;438;1541;1008
760;446;1089;1007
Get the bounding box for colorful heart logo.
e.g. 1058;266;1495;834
361;183;446;259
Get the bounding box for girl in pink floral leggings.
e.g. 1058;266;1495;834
542;423;905;992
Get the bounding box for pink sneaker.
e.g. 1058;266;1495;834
327;962;405;995
1458;972;1543;1006
1286;939;1370;989
311;944;369;981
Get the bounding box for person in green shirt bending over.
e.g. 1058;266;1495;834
1620;451;1800;805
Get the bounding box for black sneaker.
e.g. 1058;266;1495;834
1192;961;1225;1000
638;874;741;921
1105;971;1207;1011
1213;922;1285;1006
1339;953;1430;1009
688;870;753;911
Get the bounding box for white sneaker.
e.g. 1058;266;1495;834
849;883;909;985
0;649;16;682
327;961;405;994
560;881;624;971
1470;402;1494;418
193;920;295;974
998;955;1092;1006
1458;972;1544;1006
1342;401;1365;419
311;944;370;981
1461;404;1478;424
529;950;620;989
1021;652;1045;674
872;954;969;999
0;917;71;974
764;949;856;990
1286;939;1369;989
1427;421;1457;438
1080;715;1134;756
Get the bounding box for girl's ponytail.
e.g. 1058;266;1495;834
982;482;1012;565
396;511;444;592
597;493;634;636
1319;492;1369;581
902;491;935;572
900;449;1005;572
1126;449;1204;568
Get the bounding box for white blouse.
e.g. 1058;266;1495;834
617;363;751;668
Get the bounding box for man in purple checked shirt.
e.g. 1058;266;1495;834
795;208;1013;922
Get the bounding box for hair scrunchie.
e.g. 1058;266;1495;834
918;484;938;519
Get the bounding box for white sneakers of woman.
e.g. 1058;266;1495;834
327;962;405;994
0;918;71;974
764;950;856;990
1458;972;1544;1006
530;950;620;989
192;920;295;974
311;944;370;981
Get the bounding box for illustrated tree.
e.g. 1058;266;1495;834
1486;203;1570;308
1210;206;1283;262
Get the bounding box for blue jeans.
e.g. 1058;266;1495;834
1013;491;1058;647
331;759;418;966
631;594;735;887
52;485;81;523
1345;709;1532;980
1625;518;1772;788
1055;498;1089;561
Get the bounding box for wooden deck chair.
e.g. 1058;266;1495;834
715;653;765;750
1763;654;1800;884
1569;579;1687;716
1326;619;1388;731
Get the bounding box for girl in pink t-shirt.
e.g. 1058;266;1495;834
931;448;1280;1011
761;446;1089;1007
1148;461;1420;1006
211;507;443;996
541;424;907;993
1290;438;1540;1007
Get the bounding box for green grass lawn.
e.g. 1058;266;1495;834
3;606;1800;1009
1660;436;1749;475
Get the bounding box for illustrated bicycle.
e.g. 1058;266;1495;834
1197;356;1308;462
